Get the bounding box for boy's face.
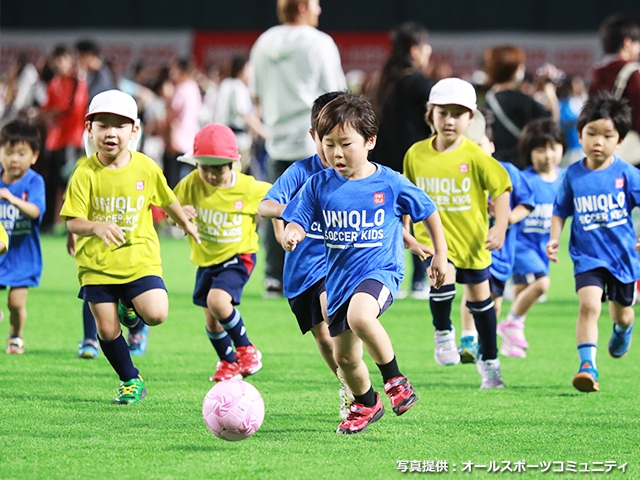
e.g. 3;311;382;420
197;163;233;187
0;141;39;182
87;113;137;161
578;118;622;167
321;124;376;179
530;141;563;173
431;105;473;143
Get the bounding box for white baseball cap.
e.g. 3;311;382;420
428;77;477;111
85;89;138;122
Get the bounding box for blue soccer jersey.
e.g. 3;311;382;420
282;163;438;315
554;157;640;283
0;169;46;287
490;162;535;282
263;154;326;298
513;167;565;276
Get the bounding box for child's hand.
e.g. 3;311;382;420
486;225;506;251
406;240;434;260
487;198;496;218
180;220;201;244
182;205;197;220
0;188;15;203
93;222;126;247
66;230;77;256
546;239;559;263
283;229;302;252
428;253;448;289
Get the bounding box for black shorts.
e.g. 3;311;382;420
193;254;256;307
288;278;326;335
79;275;166;307
424;257;491;285
489;275;506;298
575;268;636;307
512;271;546;285
328;279;393;337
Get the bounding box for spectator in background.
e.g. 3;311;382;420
214;56;267;173
75;39;115;101
589;14;640;166
250;0;346;296
2;52;44;122
483;45;557;169
39;45;88;232
557;76;586;166
163;57;201;188
369;22;433;300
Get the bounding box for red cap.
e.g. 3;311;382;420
178;123;240;165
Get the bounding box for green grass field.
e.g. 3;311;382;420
1;234;639;479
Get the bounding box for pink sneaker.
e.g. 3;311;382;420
499;340;526;358
497;320;529;349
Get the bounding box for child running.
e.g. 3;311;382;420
282;94;448;434
174;123;270;382
547;92;640;393
0;120;46;354
61;90;199;404
498;118;566;357
403;78;512;388
258;91;355;418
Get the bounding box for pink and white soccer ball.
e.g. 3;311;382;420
202;379;265;442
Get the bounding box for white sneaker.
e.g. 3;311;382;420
337;369;354;419
477;358;505;389
434;328;460;366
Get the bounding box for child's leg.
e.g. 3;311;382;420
131;288;168;326
82;300;98;341
7;287;28;338
510;276;550;317
609;301;634;330
465;280;498;361
332;328;371;397
90;302;140;382
204;307;235;362
428;262;457;331
607;300;634;358
207;289;251;348
573;286;603;392
458;291;480;363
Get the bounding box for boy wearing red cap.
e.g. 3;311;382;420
61;90;200;404
174;123;271;382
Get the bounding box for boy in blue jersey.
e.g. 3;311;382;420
547;92;640;393
258;91;355;418
0;120;46;355
499;119;566;358
459;114;535;362
282;94;448;434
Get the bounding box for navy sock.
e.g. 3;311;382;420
376;356;402;383
220;308;251;348
99;334;139;382
353;385;377;407
82;301;97;341
467;297;498;360
429;284;456;331
206;328;236;362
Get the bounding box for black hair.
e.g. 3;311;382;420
518;118;567;165
51;44;70;59
230;56;248;79
75;39;101;55
577;91;632;140
0;120;42;153
599;14;640;54
311;91;348;132
316;94;378;141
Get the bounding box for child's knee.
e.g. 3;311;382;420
334;351;361;370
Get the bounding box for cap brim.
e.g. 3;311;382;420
177;153;239;166
85;111;137;122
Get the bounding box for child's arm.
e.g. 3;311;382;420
282;222;306;252
509;204;533;225
272;219;285;246
486;191;510;250
258;199;286;219
67;217;126;248
0;188;40;219
66;230;77;256
420;211;448;289
162;199;201;244
546;215;565;263
402;227;434;260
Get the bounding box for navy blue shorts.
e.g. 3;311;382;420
424;257;491;285
193;253;256;307
79;275;166;307
512;271;546;285
575;268;636;307
328;279;393;337
288;278;326;335
490;275;506;298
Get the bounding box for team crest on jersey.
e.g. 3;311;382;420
615;178;625;189
235;200;244;210
373;192;385;205
136;181;145;191
459;164;469;173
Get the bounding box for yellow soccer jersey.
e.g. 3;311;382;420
174;170;271;267
404;136;512;270
0;223;7;254
60;151;176;285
